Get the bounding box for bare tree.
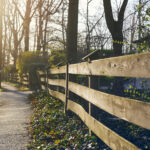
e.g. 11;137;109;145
36;0;63;52
103;0;128;56
0;0;4;87
67;0;79;62
7;4;24;65
13;0;38;51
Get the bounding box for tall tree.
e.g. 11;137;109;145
0;0;4;88
8;6;24;65
36;0;63;52
13;0;38;51
103;0;128;56
66;0;79;63
103;0;128;96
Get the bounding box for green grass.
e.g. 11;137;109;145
0;88;3;92
3;81;30;91
17;86;29;91
27;91;102;150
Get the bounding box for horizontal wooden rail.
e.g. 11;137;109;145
50;52;150;78
48;89;140;150
39;53;150;150
47;78;150;130
40;77;45;82
48;78;65;87
38;71;46;76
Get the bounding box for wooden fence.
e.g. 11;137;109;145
8;73;29;87
38;52;150;150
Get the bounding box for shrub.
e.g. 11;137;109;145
16;51;48;74
48;50;66;67
2;65;17;81
28;91;101;150
16;51;48;90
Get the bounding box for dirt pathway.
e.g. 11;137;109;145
0;83;32;150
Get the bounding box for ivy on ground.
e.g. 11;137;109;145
27;91;101;150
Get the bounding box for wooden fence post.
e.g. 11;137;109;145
27;73;29;87
57;74;59;92
46;69;49;93
88;75;92;136
64;63;69;114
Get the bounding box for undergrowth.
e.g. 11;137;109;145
27;91;101;150
4;81;29;91
0;88;3;92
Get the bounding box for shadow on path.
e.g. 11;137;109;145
0;83;32;150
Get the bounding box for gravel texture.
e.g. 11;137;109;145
0;83;32;150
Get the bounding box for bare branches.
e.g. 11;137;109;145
12;0;24;20
118;0;128;23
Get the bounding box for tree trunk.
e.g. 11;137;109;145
37;0;43;51
24;0;32;51
0;0;3;88
66;0;79;63
24;21;30;51
103;0;128;56
103;0;128;95
61;1;66;51
43;15;48;52
112;26;123;56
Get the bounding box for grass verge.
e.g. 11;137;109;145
0;88;3;92
27;91;102;150
3;81;29;91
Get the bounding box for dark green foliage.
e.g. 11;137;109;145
48;50;66;67
2;65;19;83
16;51;48;74
28;91;100;150
16;51;48;90
3;65;16;74
124;86;150;102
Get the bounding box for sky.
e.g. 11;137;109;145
78;0;140;34
29;0;141;50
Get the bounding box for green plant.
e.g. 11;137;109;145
16;51;48;90
16;51;48;75
124;85;150;102
48;50;66;68
2;65;17;81
28;91;101;150
0;88;3;92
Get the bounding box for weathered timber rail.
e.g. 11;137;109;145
38;52;150;150
8;73;29;87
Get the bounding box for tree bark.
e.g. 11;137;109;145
66;0;79;63
37;0;43;51
103;0;128;56
24;19;31;51
0;0;4;88
103;0;128;96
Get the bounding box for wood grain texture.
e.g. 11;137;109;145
50;66;66;74
40;77;46;82
41;85;45;90
48;79;150;130
48;79;65;87
49;89;140;150
37;71;46;76
49;52;150;78
48;89;65;103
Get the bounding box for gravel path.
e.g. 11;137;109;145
0;83;32;150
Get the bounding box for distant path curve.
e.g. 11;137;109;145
0;83;32;150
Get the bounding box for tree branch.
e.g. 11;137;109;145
103;0;115;32
118;0;128;22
